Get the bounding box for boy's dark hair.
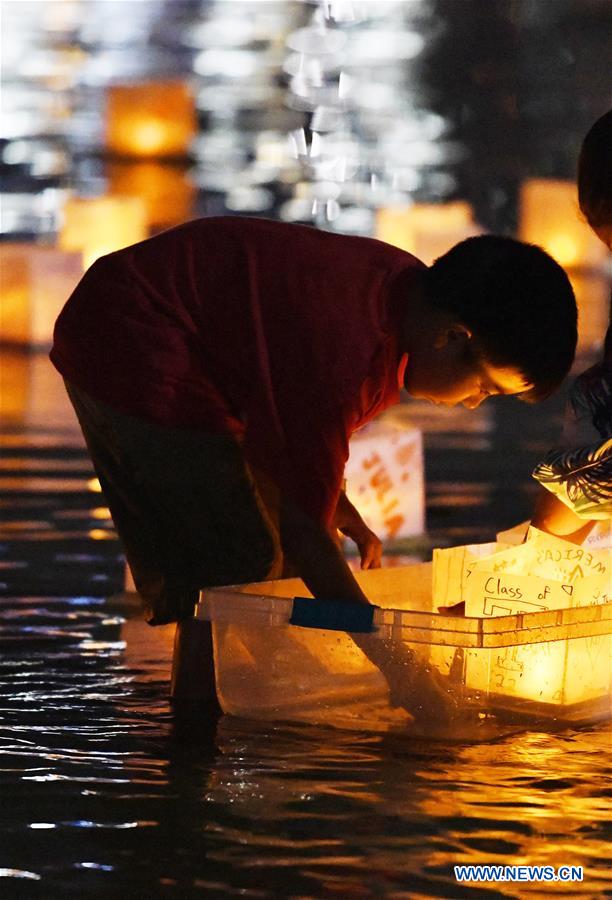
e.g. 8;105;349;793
577;109;612;230
425;235;577;402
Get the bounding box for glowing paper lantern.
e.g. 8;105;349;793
519;179;607;270
345;418;424;540
0;350;29;422
59;195;147;269
106;81;197;159
455;569;610;710
107;161;196;228
0;349;81;429
431;532;611;715
376;201;480;264
569;272;611;360
0;243;83;347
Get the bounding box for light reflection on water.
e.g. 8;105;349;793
0;597;610;897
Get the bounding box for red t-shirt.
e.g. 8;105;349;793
51;216;424;525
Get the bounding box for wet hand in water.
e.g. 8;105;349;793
385;646;458;724
437;600;465;616
388;654;458;724
353;633;458;725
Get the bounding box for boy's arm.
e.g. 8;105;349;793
279;495;455;724
279;494;370;604
333;490;383;570
531;485;595;544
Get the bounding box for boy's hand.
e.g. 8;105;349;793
437;600;465;616
352;633;458;725
333;490;383;569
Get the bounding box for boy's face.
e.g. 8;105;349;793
403;323;532;408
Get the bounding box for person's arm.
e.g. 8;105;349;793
531;485;596;544
279;495;455;724
279;494;370;604
333;489;383;570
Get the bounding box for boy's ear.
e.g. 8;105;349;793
433;321;473;350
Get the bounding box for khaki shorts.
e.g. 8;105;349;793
65;381;287;625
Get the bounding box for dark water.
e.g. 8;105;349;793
1;591;611;898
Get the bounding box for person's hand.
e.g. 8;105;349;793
333;491;383;569
387;654;458;725
342;519;383;569
437;600;465;616
352;632;458;725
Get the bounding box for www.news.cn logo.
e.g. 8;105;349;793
454;864;583;883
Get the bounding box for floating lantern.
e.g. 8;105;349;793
0;243;83;347
106;81;197;159
519;179;607;270
107;161;196;228
59;195;147;269
456;571;611;711
376;201;480;264
0;350;29;422
345;418;424;541
0;349;81;428
431;532;611;714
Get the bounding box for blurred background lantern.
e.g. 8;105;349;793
345;417;425;541
106;161;196;229
0;243;82;347
105;80;197;159
519;179;608;270
376;201;481;264
569;272;612;364
59;194;148;268
0;347;77;427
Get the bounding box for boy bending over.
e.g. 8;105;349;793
51;218;577;710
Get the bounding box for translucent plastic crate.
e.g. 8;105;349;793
195;564;611;733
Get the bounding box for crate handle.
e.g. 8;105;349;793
290;597;378;633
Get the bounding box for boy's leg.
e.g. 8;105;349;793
66;383;283;708
65;381;283;618
64;381;284;704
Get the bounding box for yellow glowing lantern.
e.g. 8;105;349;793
0;349;83;428
0;350;29;422
519;179;607;269
107;160;195;228
345;417;424;540
431;532;611;717
59;195;147;269
376;201;479;264
569;272;611;361
375;206;414;253
0;243;83;347
106;81;197;159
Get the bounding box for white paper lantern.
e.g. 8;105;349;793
345;417;425;540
